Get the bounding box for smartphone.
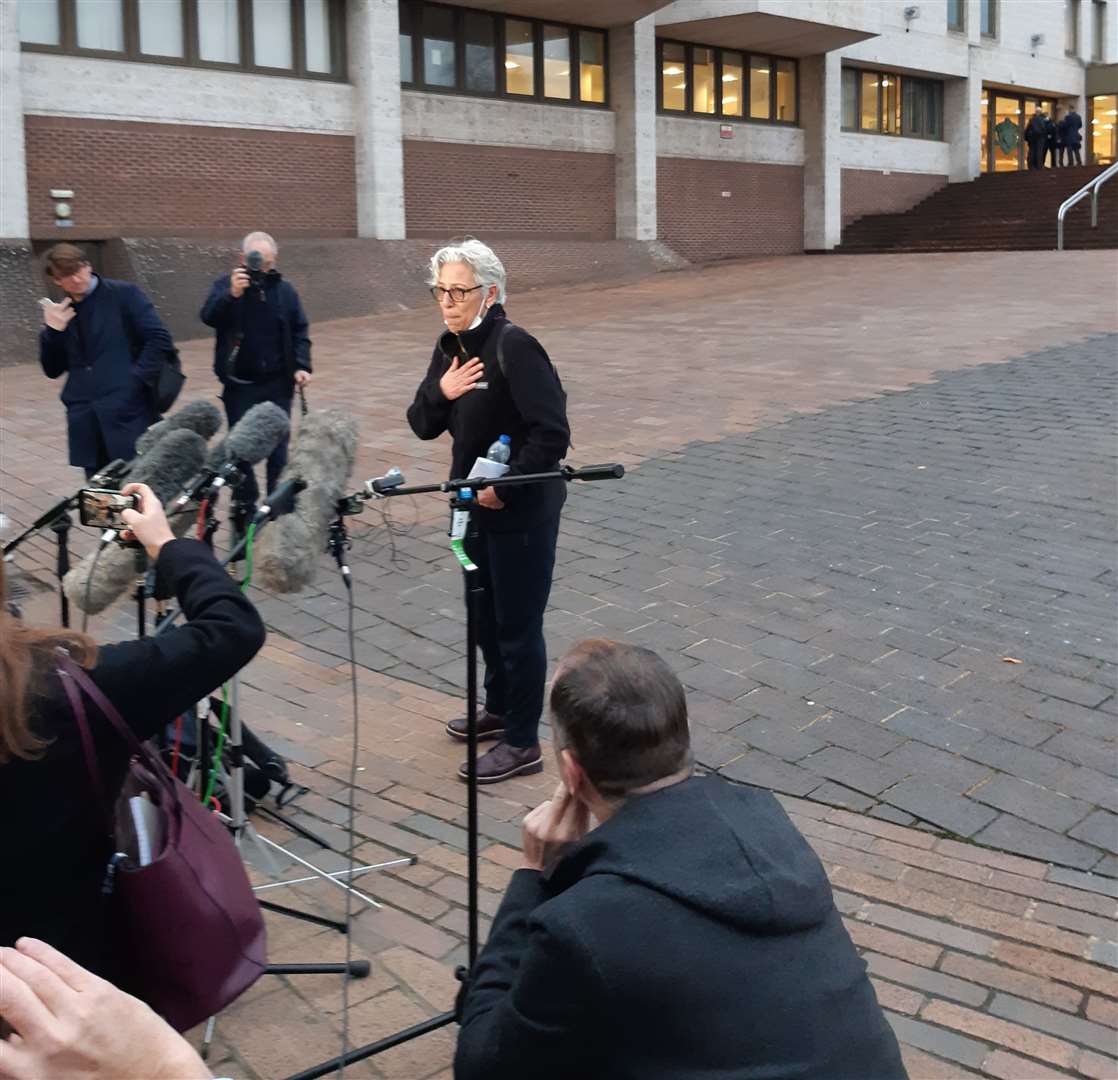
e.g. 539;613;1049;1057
79;488;139;530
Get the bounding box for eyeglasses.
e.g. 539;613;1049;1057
430;284;483;304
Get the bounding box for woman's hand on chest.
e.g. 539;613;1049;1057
440;355;485;401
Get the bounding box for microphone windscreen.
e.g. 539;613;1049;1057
63;430;207;615
217;401;291;469
255;409;358;594
134;400;223;458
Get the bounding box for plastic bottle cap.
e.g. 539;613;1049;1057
499;434;511;444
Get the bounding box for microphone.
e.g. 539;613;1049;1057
254;409;359;593
173;401;289;510
365;468;404;495
253;478;307;525
89;459;130;487
133;400;223;459
64;429;207;615
568;463;626;482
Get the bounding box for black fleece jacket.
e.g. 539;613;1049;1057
0;540;266;978
406;304;570;533
456;775;907;1080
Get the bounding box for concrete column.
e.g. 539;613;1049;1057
0;0;30;240
610;16;657;241
801;52;841;251
349;0;405;239
946;68;983;182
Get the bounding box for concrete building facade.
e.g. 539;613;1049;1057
2;0;1116;261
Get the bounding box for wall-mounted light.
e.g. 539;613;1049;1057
1030;32;1045;56
903;5;920;32
50;188;74;228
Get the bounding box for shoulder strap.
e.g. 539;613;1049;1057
57;655;111;819
495;320;512;378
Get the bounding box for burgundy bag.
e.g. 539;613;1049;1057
58;654;267;1032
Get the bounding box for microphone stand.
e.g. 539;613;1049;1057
282;462;624;1080
3;491;81;628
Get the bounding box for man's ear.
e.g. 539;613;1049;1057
560;749;587;802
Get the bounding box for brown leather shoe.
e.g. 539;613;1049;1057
459;741;543;784
446;709;504;743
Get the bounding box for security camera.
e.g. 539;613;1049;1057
903;6;920;19
1030;33;1045;47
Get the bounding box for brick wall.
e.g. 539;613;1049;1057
656;158;804;262
24;116;356;240
403;140;615;240
841;168;948;228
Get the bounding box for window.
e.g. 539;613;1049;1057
657;38;797;124
1090;93;1117;163
981;0;996;36
76;0;124;52
844;68;943;139
1093;0;1106;60
18;0;346;78
579;30;605;104
138;0;184;58
543;24;571;100
400;3;607;107
464;11;496;93
1067;0;1081;54
661;41;686;111
947;0;965;31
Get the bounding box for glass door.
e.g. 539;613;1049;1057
992;94;1024;171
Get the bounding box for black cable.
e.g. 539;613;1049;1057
79;542;108;633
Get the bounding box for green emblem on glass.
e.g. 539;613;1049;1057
994;118;1019;155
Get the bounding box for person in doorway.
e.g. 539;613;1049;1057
1044;110;1060;167
1025;109;1049;170
38;244;174;479
1061;105;1084;166
200;231;312;509
455;639;908;1080
407;238;570;785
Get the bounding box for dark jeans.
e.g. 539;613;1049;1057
220;378;293;506
464;515;560;749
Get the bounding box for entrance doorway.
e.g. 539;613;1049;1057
980;90;1056;172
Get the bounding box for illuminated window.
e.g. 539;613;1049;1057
543;24;571;100
749;55;771;119
579;30;605;104
661;41;686;111
693;47;716;115
722;51;743;118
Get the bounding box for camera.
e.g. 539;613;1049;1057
245;249;266;286
78;488;139;530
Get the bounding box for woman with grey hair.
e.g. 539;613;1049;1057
407;239;570;784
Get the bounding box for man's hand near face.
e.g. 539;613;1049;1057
521;782;591;872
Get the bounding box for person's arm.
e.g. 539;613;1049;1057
89;539;265;740
199;276;238;328
502;330;571;477
122;286;174;389
38;327;70;379
406;346;454;440
455;871;596;1080
289;286;312;373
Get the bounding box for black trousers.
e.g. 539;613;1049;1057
464;515;560;749
1066;146;1083;165
220;379;293;505
1027;142;1044;169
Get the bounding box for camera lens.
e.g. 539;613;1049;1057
246;251;264;272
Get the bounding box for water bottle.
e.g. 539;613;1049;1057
486;434;511;465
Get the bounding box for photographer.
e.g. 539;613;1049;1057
408;239;570;785
455;640;907;1080
0;484;266;978
38;244;174;478
201;232;312;507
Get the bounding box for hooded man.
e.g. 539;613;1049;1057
455;639;907;1080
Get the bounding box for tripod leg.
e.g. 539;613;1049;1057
200;1016;217;1062
464;564;482;970
265;961;370;978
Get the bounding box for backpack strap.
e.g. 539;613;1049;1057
495;319;512;378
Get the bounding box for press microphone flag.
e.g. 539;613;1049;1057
64;429;207;615
175;401;290;508
255;409;358;594
133;399;223;459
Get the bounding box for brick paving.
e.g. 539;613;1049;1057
2;250;1117;1078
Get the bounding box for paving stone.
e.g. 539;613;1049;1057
801;746;907;797
719;750;821;798
881;778;999;838
806;712;905;759
881;742;993;794
971;775;1094;834
1073;810;1118;856
972;815;1102;871
735;717;828;762
884;709;982;752
988;994;1118;1055
864;953;989;1008
963;736;1068;785
884;1013;989;1071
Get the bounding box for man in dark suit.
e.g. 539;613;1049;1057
1025;109;1048;170
1044;111;1060;167
456;639;907;1080
38;244;173;478
1061;106;1085;166
201;231;312;508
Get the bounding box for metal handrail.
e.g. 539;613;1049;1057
1057;160;1118;250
